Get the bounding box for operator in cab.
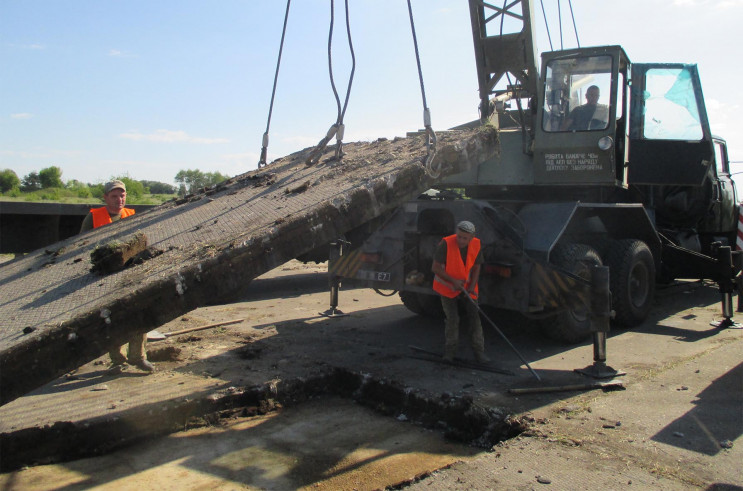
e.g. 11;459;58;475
432;221;490;364
561;85;607;131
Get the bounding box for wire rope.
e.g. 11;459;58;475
568;0;580;48
539;0;553;51
558;0;563;50
500;0;530;155
406;0;439;178
306;0;356;166
327;0;342;126
258;0;292;169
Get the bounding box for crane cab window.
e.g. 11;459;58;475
714;140;729;175
542;55;612;132
642;67;703;141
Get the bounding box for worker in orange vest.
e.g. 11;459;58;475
80;180;154;374
432;221;490;363
79;179;135;232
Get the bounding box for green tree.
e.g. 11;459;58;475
175;169;229;195
65;179;92;198
0;169;20;192
205;171;229;186
21;171;41;191
140;180;176;194
175;169;204;195
39;166;64;188
90;183;104;199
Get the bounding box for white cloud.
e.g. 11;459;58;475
0;150;47;159
672;0;743;6
10;113;33;119
108;49;136;58
279;134;321;148
118;129;229;144
222;151;260;162
8;43;46;50
0;149;82;159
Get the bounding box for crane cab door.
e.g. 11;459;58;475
700;138;738;235
628;63;714;186
534;46;629;187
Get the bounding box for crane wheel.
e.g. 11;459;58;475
541;243;602;343
399;291;444;318
605;239;655;327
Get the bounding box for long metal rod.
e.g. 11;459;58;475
461;289;541;381
164;318;244;338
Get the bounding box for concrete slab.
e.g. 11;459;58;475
0;127;498;404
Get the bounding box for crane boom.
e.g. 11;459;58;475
468;0;539;121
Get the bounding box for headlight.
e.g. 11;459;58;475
598;136;614;151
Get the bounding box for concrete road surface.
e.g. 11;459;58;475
1;261;741;489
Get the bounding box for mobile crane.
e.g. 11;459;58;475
331;0;739;342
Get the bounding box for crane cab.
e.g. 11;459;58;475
535;46;716;192
535;46;630;187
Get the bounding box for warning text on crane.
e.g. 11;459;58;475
544;152;601;172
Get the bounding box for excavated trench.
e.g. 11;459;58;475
1;367;527;472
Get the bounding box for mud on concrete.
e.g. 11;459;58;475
0;367;527;472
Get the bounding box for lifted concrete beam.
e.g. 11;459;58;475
0;127;498;405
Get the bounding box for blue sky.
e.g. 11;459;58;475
2;0;742;186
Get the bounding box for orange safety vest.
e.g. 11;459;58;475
90;207;135;229
432;234;481;299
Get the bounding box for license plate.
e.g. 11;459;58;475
375;272;391;282
357;269;391;282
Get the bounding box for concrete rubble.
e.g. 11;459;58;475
0;127;498;404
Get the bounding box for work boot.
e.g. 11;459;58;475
109;352;127;366
107;363;125;375
443;345;457;362
475;352;491;364
130;359;155;373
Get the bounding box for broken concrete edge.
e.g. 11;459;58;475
0;366;527;472
162;127;499;211
0;126;500;405
90;232;149;275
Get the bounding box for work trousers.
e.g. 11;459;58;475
109;333;147;364
440;294;485;357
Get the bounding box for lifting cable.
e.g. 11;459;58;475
539;0;580;52
306;0;356;166
558;0;563;50
539;0;553;51
406;0;439;179
568;0;580;48
501;0;529;155
258;0;292;169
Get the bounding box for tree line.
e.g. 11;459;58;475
0;166;231;199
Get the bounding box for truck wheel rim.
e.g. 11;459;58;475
630;262;650;307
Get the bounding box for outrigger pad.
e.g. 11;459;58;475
0;127;499;405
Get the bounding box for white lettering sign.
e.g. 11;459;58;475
544;152;602;172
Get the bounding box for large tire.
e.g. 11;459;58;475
542;243;602;343
605;239;655;327
399;291;444;318
399;291;424;315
